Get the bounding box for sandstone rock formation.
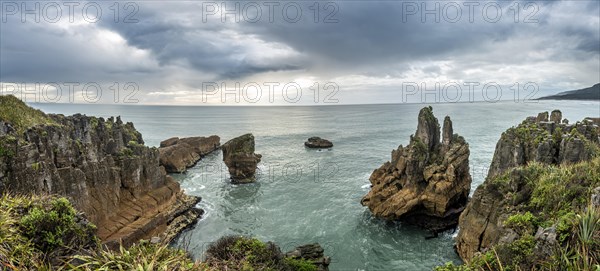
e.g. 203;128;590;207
361;107;472;231
0;96;202;248
550;109;562;123
285;243;331;271
222;133;262;183
304;137;333;148
158;135;220;173
456;110;600;262
487;110;599;179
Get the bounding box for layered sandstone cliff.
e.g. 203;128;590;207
361;107;472;231
455;110;600;266
159;135;220;173
0;95;201;247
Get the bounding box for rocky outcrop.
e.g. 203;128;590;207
456;110;600;262
204;236;330;271
550;110;562;123
0;96;202;248
158;135;220;173
304;137;333;148
222;133;262;183
593;187;600;208
285;243;331;271
487;110;599;179
361;107;472;231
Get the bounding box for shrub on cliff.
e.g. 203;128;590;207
0;194;96;270
0;194;208;270
437;157;600;271
20;197;96;254
204;236;318;271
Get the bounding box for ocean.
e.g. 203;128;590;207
32;100;600;270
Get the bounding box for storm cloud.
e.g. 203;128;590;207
1;0;598;104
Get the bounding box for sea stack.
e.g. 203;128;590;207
361;106;472;231
222;133;262;183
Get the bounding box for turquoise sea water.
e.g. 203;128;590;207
33;101;600;270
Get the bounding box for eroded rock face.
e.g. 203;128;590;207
592;187;600;208
158;135;220;173
550;110;562;124
304;137;333;148
455;110;600;261
222;133;262;183
361;106;472;231
0;110;202;248
487;110;599;179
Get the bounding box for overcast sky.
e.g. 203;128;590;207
1;1;598;105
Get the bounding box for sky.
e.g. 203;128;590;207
1;0;599;105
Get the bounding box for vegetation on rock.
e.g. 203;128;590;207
361;107;472;231
0;99;204;248
0;194;96;270
0;195;328;270
0;95;57;134
441;157;600;271
204;236;320;271
0;194;199;271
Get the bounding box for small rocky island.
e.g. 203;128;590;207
305;137;333;148
361;107;472;231
222;133;262;183
158;135;220;173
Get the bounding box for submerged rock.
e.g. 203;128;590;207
158;135;220;173
361;106;472;231
304;137;333;148
222;133;262;183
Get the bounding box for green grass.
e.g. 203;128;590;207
0;194;212;271
284;258;317;271
436;157;600;271
69;240;206;271
0;143;15;158
504;212;539;235
0;95;57;134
